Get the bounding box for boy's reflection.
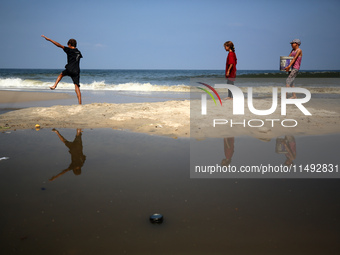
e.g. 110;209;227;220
221;137;234;167
49;128;86;181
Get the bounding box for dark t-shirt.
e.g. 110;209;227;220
226;51;237;80
63;47;83;73
65;134;86;174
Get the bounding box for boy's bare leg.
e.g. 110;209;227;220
50;73;64;90
75;84;82;104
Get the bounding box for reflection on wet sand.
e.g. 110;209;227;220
49;128;86;181
275;135;297;166
221;137;234;167
1;129;339;254
221;136;297;167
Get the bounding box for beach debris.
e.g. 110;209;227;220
35;124;41;131
0;124;10;130
0;157;9;161
149;213;163;224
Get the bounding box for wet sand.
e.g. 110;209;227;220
0;129;339;254
0;90;73;103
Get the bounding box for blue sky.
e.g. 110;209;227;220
0;0;339;70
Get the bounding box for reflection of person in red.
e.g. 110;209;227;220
49;129;86;181
221;137;234;167
283;136;296;166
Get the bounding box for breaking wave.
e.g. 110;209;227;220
1;78;339;94
0;78;191;92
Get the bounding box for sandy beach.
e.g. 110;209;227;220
1;90;339;138
0;90;190;137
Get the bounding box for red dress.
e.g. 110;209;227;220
226;52;237;81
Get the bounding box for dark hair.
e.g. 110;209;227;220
68;39;77;47
224;41;235;52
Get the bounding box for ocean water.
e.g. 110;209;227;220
0;69;339;94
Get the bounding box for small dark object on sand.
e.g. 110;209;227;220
149;213;163;224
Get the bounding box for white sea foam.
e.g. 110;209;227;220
0;78;191;92
0;78;339;94
238;86;340;95
105;82;190;92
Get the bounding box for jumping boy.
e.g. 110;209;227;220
41;35;83;104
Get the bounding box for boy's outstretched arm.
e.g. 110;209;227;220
41;35;64;49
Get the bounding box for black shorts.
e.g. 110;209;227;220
62;69;80;86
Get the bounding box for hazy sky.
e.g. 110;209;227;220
0;0;339;70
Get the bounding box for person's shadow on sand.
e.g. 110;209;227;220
49;128;86;181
